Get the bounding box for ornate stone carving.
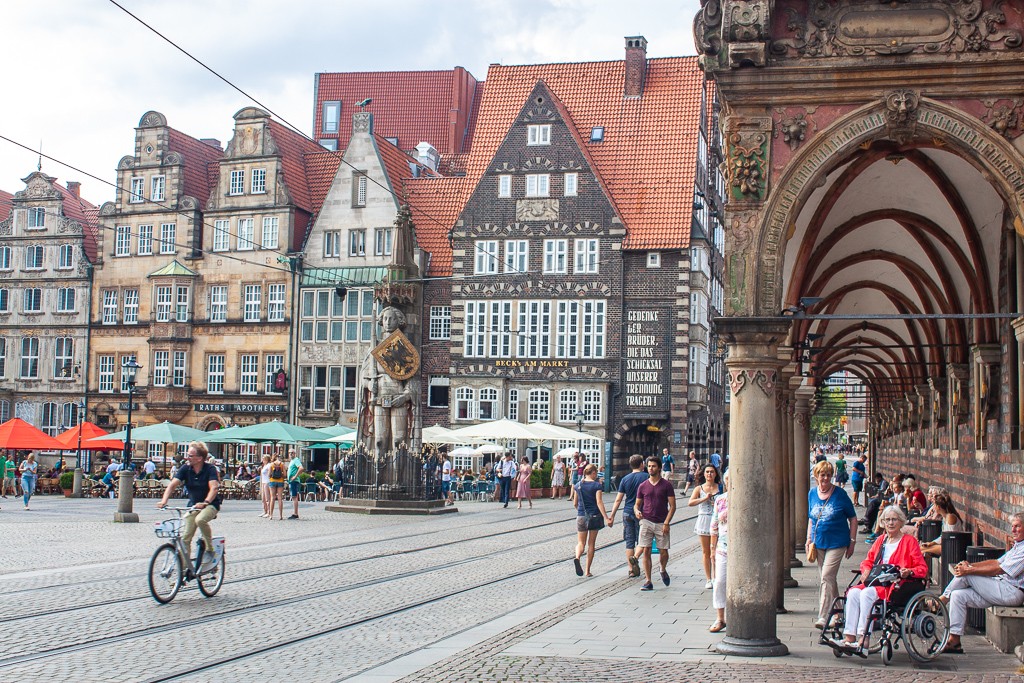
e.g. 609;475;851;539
774;108;817;151
139;111;167;128
516;199;559;222
163;151;182;166
694;0;724;57
725;113;771;201
118;155;135;170
884;89;922;143
99;201;117;216
723;1;772;66
0;218;11;236
352;112;372;133
179;196;199;211
729;368;777;397
771;0;1022;58
983;98;1023;138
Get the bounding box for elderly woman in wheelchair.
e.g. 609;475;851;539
822;506;950;664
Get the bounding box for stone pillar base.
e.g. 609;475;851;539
790;557;803;568
784;577;798;588
113;511;140;523
716;636;789;657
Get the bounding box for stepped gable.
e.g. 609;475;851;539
313;68;480;155
464;56;704;250
167;128;223;206
403;175;470;276
0;188;12;221
267;119;332;214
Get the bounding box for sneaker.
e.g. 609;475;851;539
288;514;299;519
640;582;654;591
628;556;641;578
661;570;671;586
864;534;878;544
705;579;713;589
814;618;827;630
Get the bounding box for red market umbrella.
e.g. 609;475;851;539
54;422;124;451
0;418;65;450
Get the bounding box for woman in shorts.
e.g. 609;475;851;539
267;454;286;520
570;464;612;577
689;464;722;589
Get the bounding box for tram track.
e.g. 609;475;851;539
147;512;701;683
0;506;576;623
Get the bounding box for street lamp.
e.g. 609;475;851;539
574;409;586;472
75;401;85;470
115;359;141;523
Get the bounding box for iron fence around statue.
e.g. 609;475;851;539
339;448;441;501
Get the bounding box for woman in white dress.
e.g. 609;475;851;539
551;456;566;499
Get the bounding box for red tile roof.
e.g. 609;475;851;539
267;120;334;214
403;176;470;276
313;68;480;155
303;150;343;217
464;57;705;250
375;135;439;192
0;189;12;222
54;182;100;263
167;129;222;206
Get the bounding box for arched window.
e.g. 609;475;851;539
558;389;578;423
528;389;550;422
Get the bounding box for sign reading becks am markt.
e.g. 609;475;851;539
624;309;668;410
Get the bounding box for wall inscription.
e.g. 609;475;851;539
624;309;667;409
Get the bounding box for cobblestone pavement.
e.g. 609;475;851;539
3;494;1021;683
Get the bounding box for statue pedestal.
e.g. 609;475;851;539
326;498;457;515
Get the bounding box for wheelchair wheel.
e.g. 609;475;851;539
880;640;893;666
901;591;950;662
820;595;847;645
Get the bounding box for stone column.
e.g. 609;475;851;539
716;318;790;657
781;389;798;585
793;388;813;554
786;385;802;570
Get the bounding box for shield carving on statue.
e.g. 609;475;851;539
371;329;420;380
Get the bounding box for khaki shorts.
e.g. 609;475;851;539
638;518;670;550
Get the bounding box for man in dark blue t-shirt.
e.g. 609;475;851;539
609;454;649;578
158;441;222;572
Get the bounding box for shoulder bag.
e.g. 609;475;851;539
807;487;835;563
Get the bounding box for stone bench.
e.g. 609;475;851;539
986;606;1024;653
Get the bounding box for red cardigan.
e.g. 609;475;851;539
854;534;928;600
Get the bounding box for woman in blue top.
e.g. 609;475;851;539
807;459;858;629
570;464;612;577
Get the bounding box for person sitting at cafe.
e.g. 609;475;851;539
919;492;963;557
236;464;252;480
864;473;902;543
941;512;1024;654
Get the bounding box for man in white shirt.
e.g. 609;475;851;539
941;512;1024;653
497;453;517;508
442;455;453;505
143;459;157;479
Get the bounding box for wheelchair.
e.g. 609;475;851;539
820;565;950;665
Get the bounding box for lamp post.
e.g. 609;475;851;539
115;359;141;523
73;401;85;498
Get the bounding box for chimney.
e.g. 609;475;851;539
66;181;81;198
415;142;439;172
624;36;648;98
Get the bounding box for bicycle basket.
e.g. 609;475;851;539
154;518;182;538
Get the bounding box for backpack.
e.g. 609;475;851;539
271;463;284;480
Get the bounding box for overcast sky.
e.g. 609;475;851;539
1;0;700;203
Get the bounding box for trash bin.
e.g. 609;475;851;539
918;520;942;543
940;531;973;589
966;546;1005;632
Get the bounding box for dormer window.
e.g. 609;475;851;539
527;124;551;146
27;207;46;227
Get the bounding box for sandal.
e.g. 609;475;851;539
708;621;726;633
942;642;965;654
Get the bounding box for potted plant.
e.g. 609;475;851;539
530;460;554;497
59;471;75;497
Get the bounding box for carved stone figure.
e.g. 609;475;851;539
361;306;420;456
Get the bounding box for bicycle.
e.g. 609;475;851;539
148;506;226;604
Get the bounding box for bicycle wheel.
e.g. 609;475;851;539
148;543;183;604
197;553;225;597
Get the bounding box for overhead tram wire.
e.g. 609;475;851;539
105;0;642;294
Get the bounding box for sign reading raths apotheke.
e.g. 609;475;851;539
623;309;669;410
193;403;286;414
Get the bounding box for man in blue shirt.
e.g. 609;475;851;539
609;454;649;577
709;451;722;470
849;453;867;506
660;448;675;474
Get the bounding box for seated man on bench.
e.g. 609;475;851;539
941;512;1024;653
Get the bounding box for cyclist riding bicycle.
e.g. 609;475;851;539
157;440;222;573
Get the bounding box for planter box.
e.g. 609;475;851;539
63;489;74;498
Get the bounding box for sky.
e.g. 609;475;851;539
1;0;701;204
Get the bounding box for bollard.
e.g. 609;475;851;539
114;470;139;522
72;468;83;498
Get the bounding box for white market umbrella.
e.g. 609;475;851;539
448;446;477;459
473;443;506;456
554;446;581;459
422;424;476;445
446;419;544;442
527;422;595;441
